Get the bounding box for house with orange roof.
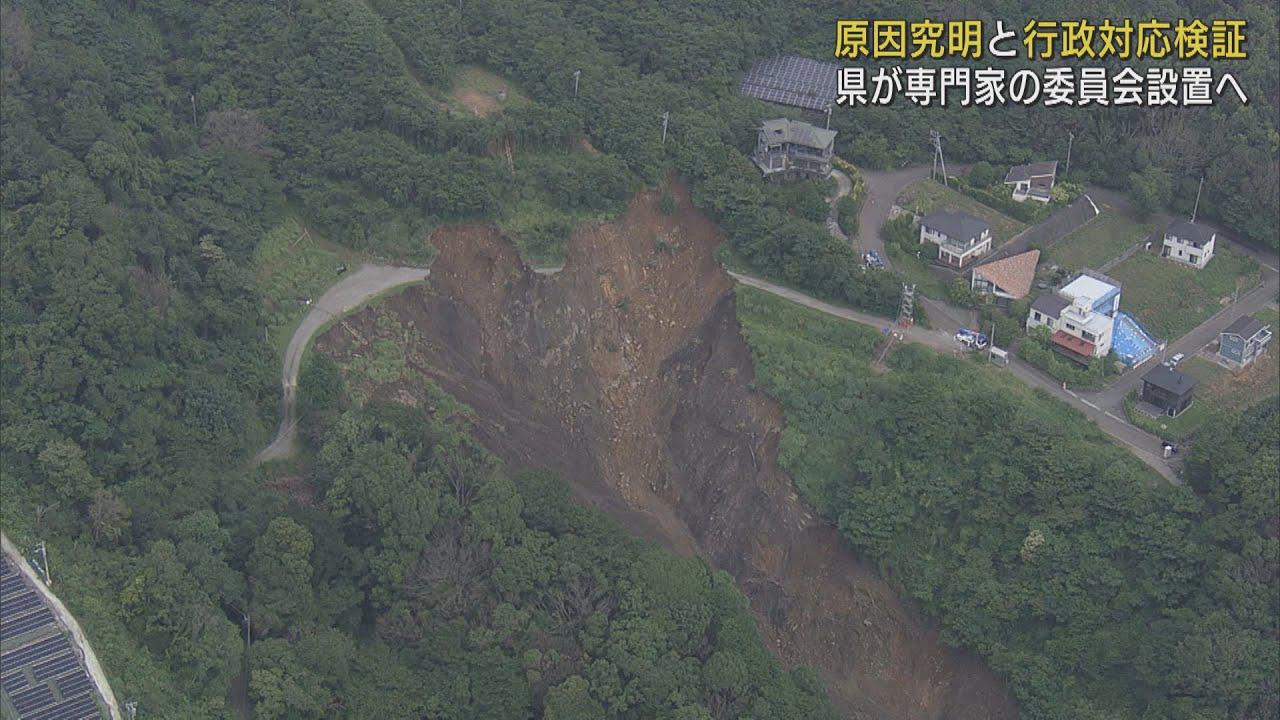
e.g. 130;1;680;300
969;249;1039;305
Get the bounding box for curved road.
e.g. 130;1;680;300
253;264;429;464
852;163;971;263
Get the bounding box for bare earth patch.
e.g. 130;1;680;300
315;183;1017;720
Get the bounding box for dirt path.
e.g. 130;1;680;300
1;533;122;720
253;264;429;464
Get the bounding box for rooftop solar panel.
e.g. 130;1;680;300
740;55;841;111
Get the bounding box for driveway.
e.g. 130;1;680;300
253;264;429;464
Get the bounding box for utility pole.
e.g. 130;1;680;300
190;93;197;129
1191;176;1204;222
1065;131;1074;176
572;69;581;99
930;130;948;187
825;104;832;130
661;111;670;145
34;541;50;586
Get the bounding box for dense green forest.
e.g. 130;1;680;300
737;287;1278;720
2;0;1276;717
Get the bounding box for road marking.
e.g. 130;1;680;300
1104;411;1123;421
1081;399;1099;410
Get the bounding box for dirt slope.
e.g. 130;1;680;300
315;184;1017;720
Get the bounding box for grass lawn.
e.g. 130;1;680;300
1045;209;1156;271
1107;247;1262;340
253;217;361;355
448;65;529;117
1254;306;1279;329
897;179;1027;246
883;243;948;298
1126;353;1279;441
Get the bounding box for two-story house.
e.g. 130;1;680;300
918;210;992;268
1218;315;1272;368
1161;220;1216;268
750;118;836;181
1026;271;1122;363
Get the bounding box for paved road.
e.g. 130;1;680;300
853;163;972;264
253;264;429;464
1088;264;1279;410
729;271;1181;482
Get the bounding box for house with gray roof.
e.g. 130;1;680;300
751;118;836;181
918;210;992;268
1004;161;1057;202
1161;219;1216;268
1218;315;1272;367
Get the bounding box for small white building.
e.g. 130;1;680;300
1027;271;1122;363
1003;161;1057;203
1161;220;1216;268
918;210;992;268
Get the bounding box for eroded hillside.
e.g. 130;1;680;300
314;184;1017;720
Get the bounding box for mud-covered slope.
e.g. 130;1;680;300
315;185;1017;720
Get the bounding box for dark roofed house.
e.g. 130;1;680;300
1004;161;1057;203
1218;315;1272;367
1141;364;1197;417
751;118;836;181
918;210;992;268
1162;220;1216;269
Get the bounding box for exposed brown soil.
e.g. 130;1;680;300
315;183;1018;720
454;87;499;117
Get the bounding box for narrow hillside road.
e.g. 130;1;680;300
253;264;429;465
729;272;1180;483
854;163;972;265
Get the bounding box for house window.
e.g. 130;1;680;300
1033;311;1042;321
1065;322;1077;331
1189;254;1199;264
1082;331;1096;342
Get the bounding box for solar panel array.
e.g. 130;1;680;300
740;55;841;111
1;557;103;720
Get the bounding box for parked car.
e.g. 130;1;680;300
864;250;886;269
954;329;990;350
1167;352;1185;367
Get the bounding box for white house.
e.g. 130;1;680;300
1161;220;1216;268
1003;161;1057;203
919;210;992;268
1027;271;1122;362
